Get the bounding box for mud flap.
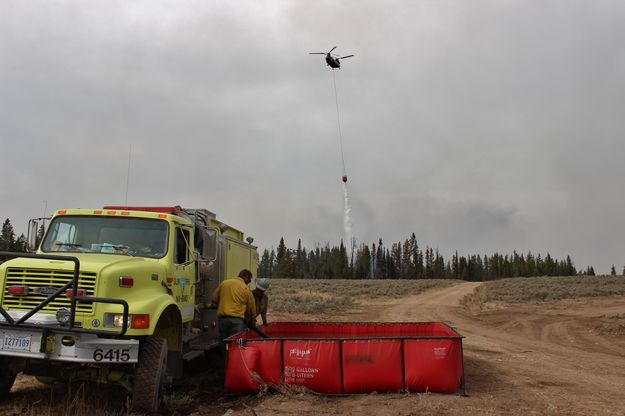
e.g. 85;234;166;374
167;351;183;380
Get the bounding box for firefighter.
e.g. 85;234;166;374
253;278;270;326
211;269;256;340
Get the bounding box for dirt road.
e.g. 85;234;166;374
3;282;625;415
238;282;625;416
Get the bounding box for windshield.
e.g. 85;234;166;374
41;215;169;259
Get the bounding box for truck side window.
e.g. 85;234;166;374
43;221;77;251
174;227;190;264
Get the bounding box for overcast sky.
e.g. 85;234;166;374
1;0;624;273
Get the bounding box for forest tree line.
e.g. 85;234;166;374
257;234;613;281
2;217;621;278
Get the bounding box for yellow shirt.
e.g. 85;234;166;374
211;277;256;319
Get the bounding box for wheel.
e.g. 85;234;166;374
132;336;168;413
0;359;16;399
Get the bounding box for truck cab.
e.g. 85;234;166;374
0;206;257;412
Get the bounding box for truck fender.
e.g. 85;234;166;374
152;303;184;380
152;303;183;353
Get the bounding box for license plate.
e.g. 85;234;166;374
2;333;32;351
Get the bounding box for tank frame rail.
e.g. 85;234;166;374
0;252;129;336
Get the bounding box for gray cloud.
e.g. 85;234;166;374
1;0;624;273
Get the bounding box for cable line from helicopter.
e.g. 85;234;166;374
332;69;348;183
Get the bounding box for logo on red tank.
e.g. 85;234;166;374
289;348;311;359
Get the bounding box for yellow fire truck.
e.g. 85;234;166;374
0;206;257;412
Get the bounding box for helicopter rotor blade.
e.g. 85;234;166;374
340;54;354;59
328;46;337;53
309;52;326;55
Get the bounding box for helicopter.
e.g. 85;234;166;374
309;46;354;69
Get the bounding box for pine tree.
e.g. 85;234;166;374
582;265;595;276
434;249;445;279
269;249;276;277
415;243;424;279
321;244;332;278
258;249;272;279
401;237;415;279
544;253;555;276
385;249;394;279
330;240;349;279
408;233;421;279
611;265;617;276
309;248;321;279
526;251;535;276
15;234;27;252
535;253;543;276
294;239;305;279
0;219;16;252
424;247;434;279
458;256;468;280
375;239;385;279
565;256;576;276
273;237;292;278
354;243;371;279
390;242;401;278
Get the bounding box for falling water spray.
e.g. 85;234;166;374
332;70;355;250
343;182;354;247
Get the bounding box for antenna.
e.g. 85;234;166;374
125;144;132;204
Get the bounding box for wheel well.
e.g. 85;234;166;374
153;305;182;352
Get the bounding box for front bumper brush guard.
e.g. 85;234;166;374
0;252;129;336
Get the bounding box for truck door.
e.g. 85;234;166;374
173;225;195;322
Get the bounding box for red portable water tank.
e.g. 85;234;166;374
224;344;260;393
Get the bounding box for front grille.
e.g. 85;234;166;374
3;268;97;314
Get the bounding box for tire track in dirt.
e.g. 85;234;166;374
377;281;625;415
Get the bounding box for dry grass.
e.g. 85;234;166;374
3;379;131;416
268;278;462;315
462;275;625;306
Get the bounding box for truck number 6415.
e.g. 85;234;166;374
93;348;131;362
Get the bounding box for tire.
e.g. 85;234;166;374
132;336;168;414
0;359;16;400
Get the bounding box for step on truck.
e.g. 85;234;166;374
0;206;257;413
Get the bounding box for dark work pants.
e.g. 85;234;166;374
218;316;247;340
216;316;247;374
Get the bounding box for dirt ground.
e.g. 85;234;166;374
3;282;625;415
219;282;625;416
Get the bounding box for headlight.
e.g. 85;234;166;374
104;313;150;329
